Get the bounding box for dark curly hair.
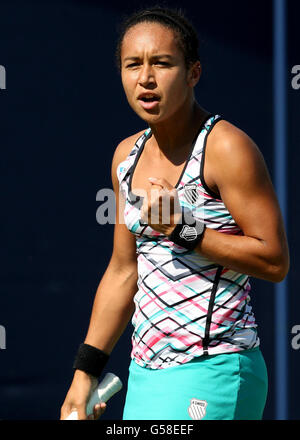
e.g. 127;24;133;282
115;6;200;71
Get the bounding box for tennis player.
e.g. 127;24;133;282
60;7;289;420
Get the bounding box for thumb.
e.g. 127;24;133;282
93;402;107;420
148;177;163;189
148;177;174;191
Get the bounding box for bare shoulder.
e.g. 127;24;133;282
111;129;146;188
207;120;261;160
208;120;260;156
112;129;146;168
206;120;270;188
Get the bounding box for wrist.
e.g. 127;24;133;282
73;368;97;383
167;207;206;251
73;343;110;379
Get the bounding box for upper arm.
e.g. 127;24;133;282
208;122;289;268
109;133;144;272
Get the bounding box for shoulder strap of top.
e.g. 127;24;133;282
116;128;151;184
199;114;224;199
204;114;223;132
193;114;223;156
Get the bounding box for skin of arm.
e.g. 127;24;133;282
60;134;141;420
143;122;290;283
83;133;144;354
195;122;290;282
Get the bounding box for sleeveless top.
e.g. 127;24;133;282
116;114;260;370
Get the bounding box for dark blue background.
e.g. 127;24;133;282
0;0;299;420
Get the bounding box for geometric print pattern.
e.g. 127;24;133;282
117;114;260;369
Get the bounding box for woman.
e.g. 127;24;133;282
60;7;289;420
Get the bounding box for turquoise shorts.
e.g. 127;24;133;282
122;347;268;420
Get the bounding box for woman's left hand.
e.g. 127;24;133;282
140;177;182;235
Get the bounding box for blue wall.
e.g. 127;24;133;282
0;0;298;420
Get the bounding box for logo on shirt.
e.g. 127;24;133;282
184;183;199;205
188;399;207;420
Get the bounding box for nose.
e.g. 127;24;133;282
138;63;156;88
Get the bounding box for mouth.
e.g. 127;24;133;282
137;94;161;110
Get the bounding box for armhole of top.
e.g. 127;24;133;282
200;117;224;201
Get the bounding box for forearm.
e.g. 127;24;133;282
84;262;138;354
196;227;287;282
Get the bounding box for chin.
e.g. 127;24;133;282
140;114;163;125
128;102;162;124
136;109;170;125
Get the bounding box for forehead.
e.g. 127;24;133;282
121;21;181;58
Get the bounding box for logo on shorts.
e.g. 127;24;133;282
188;399;207;420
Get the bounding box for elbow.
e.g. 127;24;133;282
267;256;290;283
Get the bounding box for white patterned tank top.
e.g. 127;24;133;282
116;114;260;370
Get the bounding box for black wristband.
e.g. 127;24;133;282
168;207;206;251
73;343;109;378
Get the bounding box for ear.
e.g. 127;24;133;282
187;61;202;87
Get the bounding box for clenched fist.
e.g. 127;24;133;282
140;177;182;235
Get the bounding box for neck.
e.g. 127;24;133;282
148;100;209;157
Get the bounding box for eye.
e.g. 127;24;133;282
126;62;140;68
155;61;170;66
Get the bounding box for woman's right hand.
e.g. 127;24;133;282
60;369;107;420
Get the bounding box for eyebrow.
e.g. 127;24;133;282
123;54;174;62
